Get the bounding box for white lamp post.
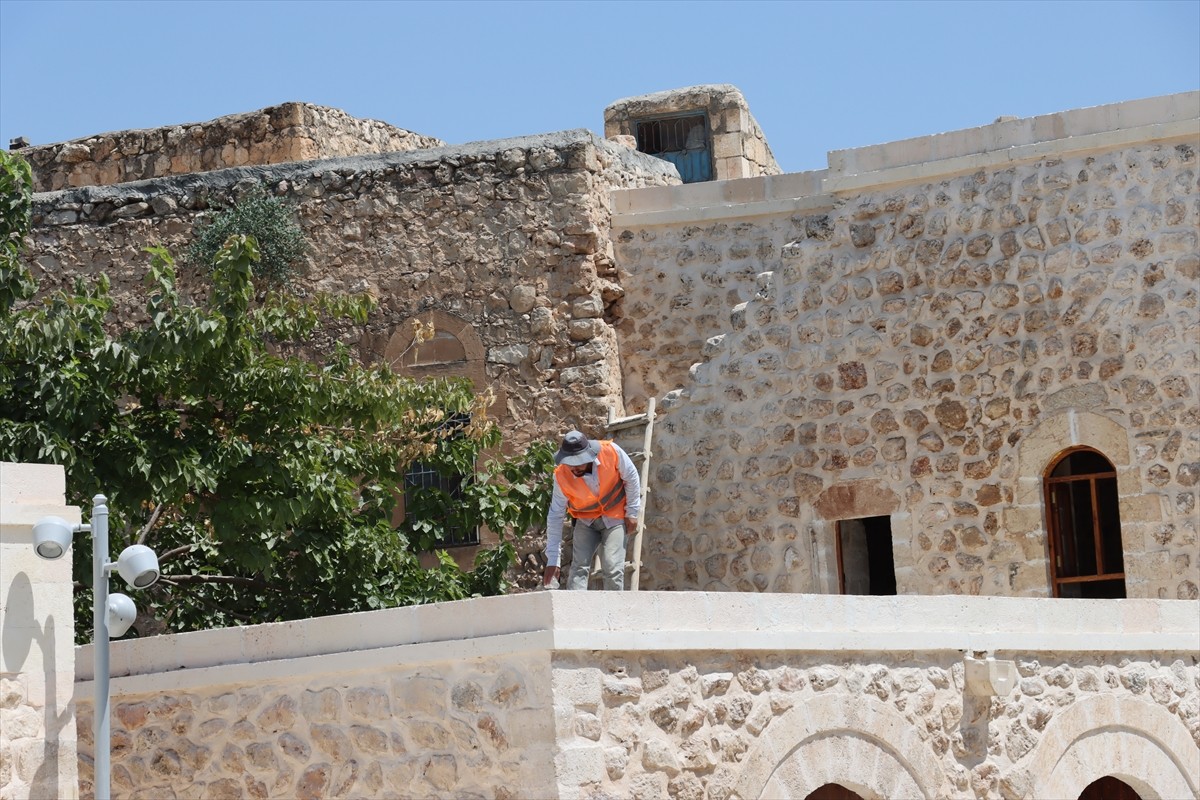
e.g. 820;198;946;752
33;494;160;800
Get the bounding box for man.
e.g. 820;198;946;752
543;430;641;590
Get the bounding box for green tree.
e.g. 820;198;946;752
0;150;552;637
187;184;307;284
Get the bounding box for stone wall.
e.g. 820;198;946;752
75;652;555;799
69;592;1200;799
0;462;80;800
20;130;679;449
605;85;780;181
611;93;1200;600
18;103;445;192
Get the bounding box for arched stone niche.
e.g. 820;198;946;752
731;694;950;800
384;310;486;387
1006;409;1158;597
808;480;906;595
381;311;502;568
1019;695;1198;800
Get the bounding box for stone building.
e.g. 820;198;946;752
3;86;1199;799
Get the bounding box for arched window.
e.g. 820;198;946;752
804;785;866;800
1078;776;1142;800
1044;448;1126;598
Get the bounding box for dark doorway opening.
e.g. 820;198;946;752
804;784;867;800
1078;775;1142;800
836;515;897;595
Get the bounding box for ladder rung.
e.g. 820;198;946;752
605;413;649;432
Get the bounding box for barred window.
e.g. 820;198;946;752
404;462;478;547
403;411;478;548
634;113;713;183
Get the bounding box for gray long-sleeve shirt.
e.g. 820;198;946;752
545;442;641;567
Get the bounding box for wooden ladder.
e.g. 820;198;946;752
588;397;656;590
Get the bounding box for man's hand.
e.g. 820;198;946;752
624;517;638;533
543;565;560;588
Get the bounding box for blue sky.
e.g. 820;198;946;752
1;0;1197;173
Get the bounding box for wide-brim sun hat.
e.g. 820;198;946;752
555;430;601;466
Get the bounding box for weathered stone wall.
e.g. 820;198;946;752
612;96;1200;599
605;85;780;181
68;592;1200;800
0;463;80;800
18;103;445;192
552;649;1198;800
75;653;554;800
20;130;679;448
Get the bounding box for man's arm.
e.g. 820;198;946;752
544;477;567;586
613;443;641;529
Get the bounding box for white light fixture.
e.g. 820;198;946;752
964;654;1019;697
32;515;75;559
33;494;161;800
116;544;160;589
106;593;138;638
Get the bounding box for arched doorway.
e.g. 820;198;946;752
804;785;866;800
1078;775;1142;800
1044;447;1126;598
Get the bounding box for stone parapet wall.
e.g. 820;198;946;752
611;95;1200;600
17;102;445;192
20;130;679;446
70;592;1200;799
0;463;80;800
74;653;555;800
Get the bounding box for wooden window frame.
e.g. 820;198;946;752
1043;446;1126;597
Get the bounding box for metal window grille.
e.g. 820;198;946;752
634;114;713;183
403;411;478;548
404;462;479;547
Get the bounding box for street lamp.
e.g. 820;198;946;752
33;494;160;800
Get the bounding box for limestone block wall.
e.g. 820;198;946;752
20;130;679;446
0;462;80;800
18;103;445;192
605;85;781;181
611;93;1200;599
73;596;560;800
70;592;1200;800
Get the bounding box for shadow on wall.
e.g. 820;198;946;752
2;572;70;800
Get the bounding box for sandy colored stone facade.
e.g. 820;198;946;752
612;94;1200;602
17;103;445;193
0;463;80;800
63;592;1200;800
20;130;678;450
74;653;555;800
605;85;780;181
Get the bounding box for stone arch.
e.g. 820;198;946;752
732;694;951;800
1020;695;1198;800
1014;409;1132;483
1005;409;1155;596
384;309;486;383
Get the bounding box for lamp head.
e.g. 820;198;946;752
106;592;138;637
32;516;75;560
116;544;160;589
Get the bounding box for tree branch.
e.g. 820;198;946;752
136;503;167;545
160;573;265;588
167;581;257;623
156;543;195;564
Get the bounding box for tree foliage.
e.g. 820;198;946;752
0;150;553;638
187;184;307;284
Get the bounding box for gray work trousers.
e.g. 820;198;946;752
568;520;626;591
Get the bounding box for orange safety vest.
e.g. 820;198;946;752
555;440;628;520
